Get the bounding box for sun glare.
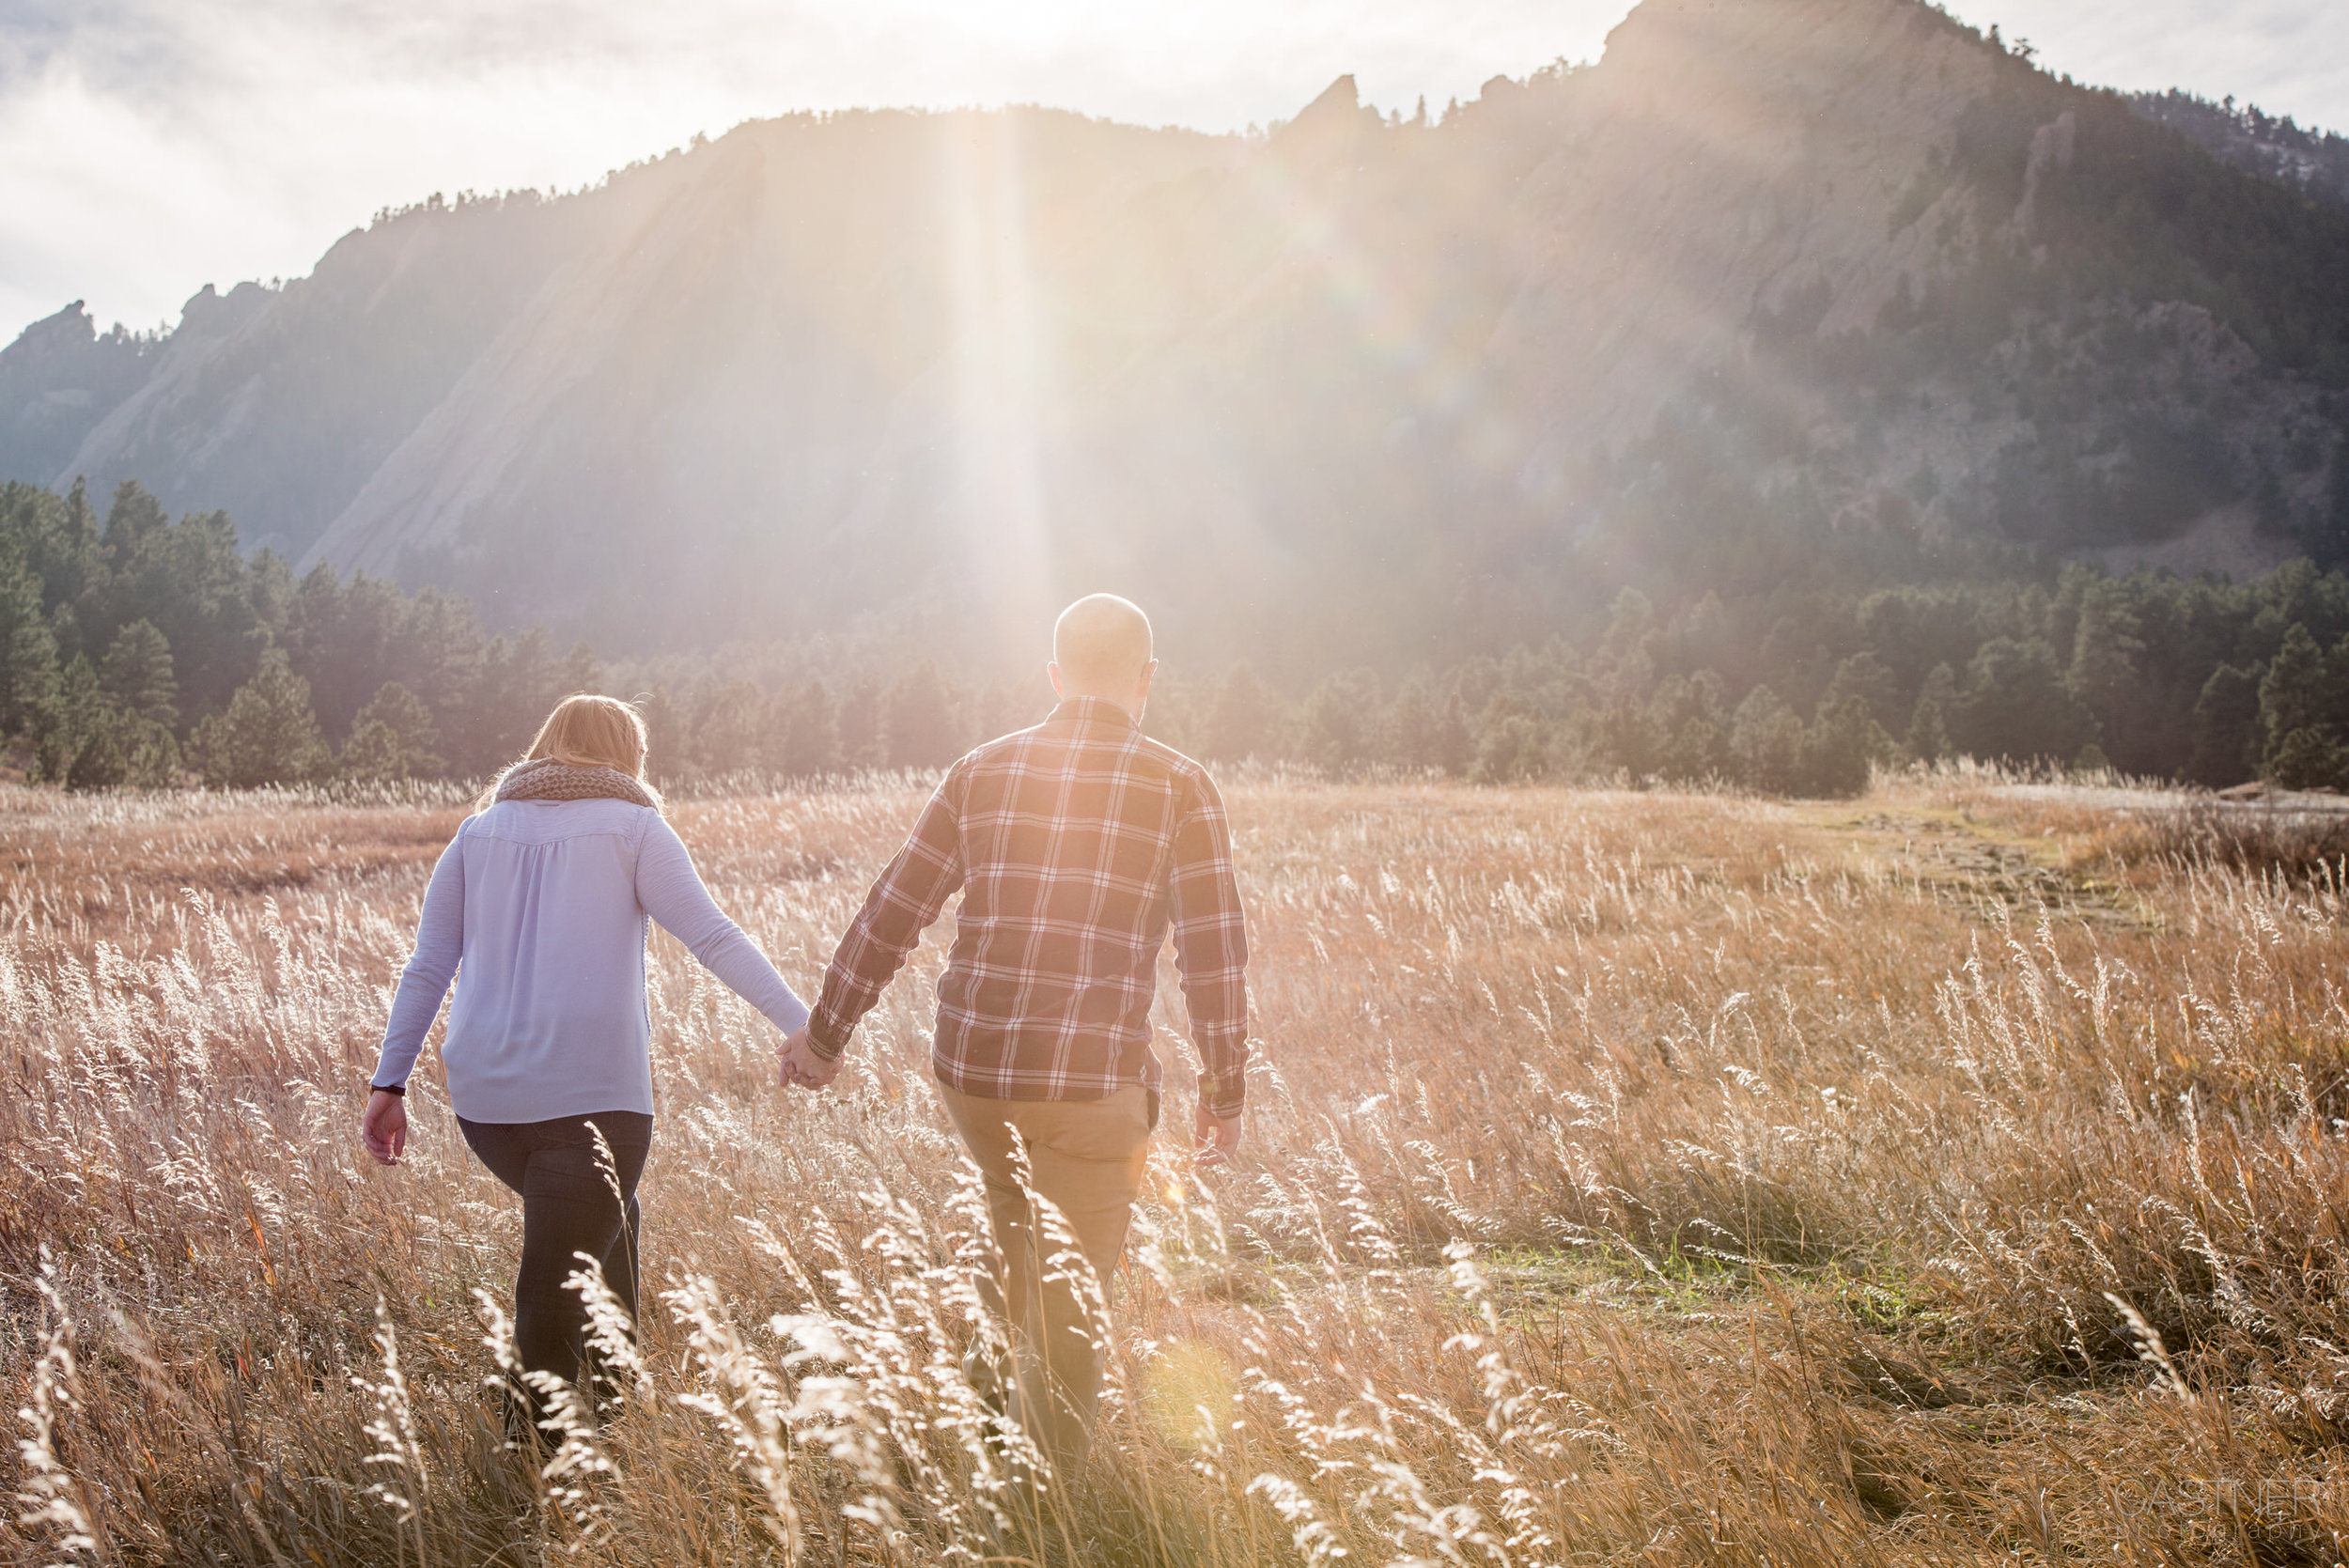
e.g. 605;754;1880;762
942;111;1057;643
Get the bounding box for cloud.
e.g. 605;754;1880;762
0;0;2341;339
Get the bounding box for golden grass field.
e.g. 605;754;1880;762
7;771;2349;1565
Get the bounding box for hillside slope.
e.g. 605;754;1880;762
4;0;2346;669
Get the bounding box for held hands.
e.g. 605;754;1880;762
778;1025;845;1092
361;1089;409;1166
1193;1101;1242;1167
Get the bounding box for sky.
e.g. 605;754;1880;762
1;0;2341;341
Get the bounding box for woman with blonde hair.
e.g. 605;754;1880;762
360;693;807;1425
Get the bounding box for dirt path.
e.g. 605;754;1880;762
1813;804;2153;927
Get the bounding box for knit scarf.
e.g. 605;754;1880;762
493;757;658;809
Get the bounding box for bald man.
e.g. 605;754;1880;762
778;594;1251;1480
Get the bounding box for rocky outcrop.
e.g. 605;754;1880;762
1492;0;1998;461
0;303;158;489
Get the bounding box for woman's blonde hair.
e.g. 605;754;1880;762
475;693;663;813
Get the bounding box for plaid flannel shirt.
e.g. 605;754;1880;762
806;696;1251;1117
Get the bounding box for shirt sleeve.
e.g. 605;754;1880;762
1169;768;1251;1118
634;815;811;1036
806;768;967;1059
373;829;468;1090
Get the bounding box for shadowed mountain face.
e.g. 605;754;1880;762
6;0;2348;673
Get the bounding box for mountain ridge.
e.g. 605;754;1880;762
4;0;2346;673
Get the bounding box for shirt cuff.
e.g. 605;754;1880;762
806;1010;849;1061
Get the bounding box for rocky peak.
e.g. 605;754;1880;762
7;302;98;358
1271;74;1381;170
175;282;274;341
1494;0;2001;453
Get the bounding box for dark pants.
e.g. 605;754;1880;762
458;1110;653;1404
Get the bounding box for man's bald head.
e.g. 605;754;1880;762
1050;595;1157;712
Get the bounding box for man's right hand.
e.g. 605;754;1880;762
779;1026;845;1092
1193;1102;1241;1166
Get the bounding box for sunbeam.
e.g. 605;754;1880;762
941;110;1059;648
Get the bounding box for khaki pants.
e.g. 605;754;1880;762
937;1080;1154;1479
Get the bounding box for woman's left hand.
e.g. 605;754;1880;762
362;1089;410;1165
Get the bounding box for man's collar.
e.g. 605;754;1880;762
1050;694;1140;730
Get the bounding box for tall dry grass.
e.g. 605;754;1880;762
5;773;2349;1564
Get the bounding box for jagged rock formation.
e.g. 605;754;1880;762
0;303;159;491
3;0;2345;667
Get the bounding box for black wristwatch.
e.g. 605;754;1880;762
369;1081;406;1097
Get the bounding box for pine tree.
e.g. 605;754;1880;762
1470;710;1554;784
1206;664;1280;761
779;681;844;777
1953;638;2097;764
66;720;127;791
101;480;168;560
2266;725;2349;790
191;648;330;787
972;677;1050;748
682;679;768;778
0;553;58;737
1905;663;1958;765
2067;582;2149;763
117;718;181;789
1388;669;1467;773
37;657;108;786
883;662;965;770
1301;668;1383;769
1649;673;1730;783
838;674;887;769
100;619;177;726
2257;622;2349;786
31;645;179;791
339;681;442;783
2186;662;2263;785
1805;691;1890;797
1729;686;1806;793
440;629;598;779
1821;653;1899;730
32;477;104;621
96;503;259;722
